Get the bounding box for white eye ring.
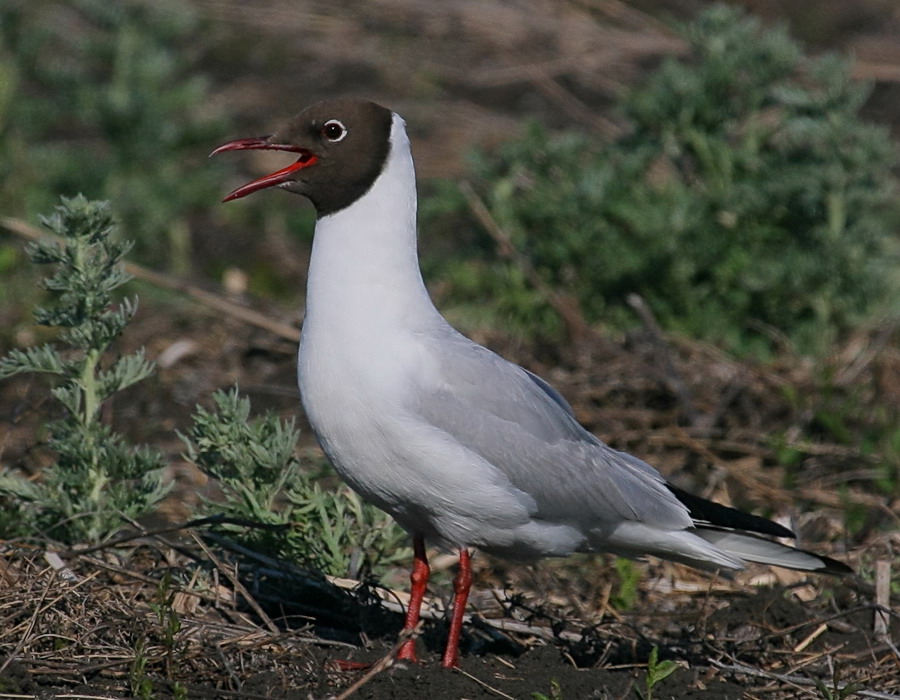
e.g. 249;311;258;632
322;119;348;142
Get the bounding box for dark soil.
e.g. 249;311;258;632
0;303;894;698
0;543;891;700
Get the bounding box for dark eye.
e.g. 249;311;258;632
321;119;347;142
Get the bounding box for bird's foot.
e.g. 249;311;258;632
440;649;460;669
395;639;419;664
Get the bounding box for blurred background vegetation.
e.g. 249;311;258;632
2;0;897;351
0;1;228;274
430;9;899;355
1;0;899;562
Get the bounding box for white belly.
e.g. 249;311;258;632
297;321;550;552
298;321;416;504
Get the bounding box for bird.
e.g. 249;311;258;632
211;98;851;669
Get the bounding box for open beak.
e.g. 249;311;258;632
211;136;318;202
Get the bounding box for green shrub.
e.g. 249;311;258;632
425;5;899;355
0;196;169;543
0;0;228;272
183;387;410;579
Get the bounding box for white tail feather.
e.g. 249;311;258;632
695;528;830;571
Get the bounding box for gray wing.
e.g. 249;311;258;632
412;331;691;531
522;368;577;417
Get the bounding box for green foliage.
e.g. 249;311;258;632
611;557;642;610
148;572;187;680
532;679;563;700
0;196;169;543
635;647;678;700
774;367;900;501
813;663;862;700
129;640;154;700
183;387;410;578
0;0;228;272
425;5;899;355
130;573;189;698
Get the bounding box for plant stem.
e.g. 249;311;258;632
81;347;101;427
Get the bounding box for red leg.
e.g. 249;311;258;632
396;537;429;663
441;548;472;669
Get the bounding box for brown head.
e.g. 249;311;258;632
211;99;394;217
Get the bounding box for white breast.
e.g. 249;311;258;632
297;113;440;512
296;114;551;552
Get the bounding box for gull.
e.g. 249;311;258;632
212;99;850;668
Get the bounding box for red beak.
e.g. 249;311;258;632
211;136;318;202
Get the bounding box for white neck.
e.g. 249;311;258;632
302;114;441;342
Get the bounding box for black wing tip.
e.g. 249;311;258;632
669;484;854;576
813;554;854;576
667;484;795;539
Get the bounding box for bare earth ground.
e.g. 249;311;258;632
3;1;900;698
0;543;888;700
2;310;898;699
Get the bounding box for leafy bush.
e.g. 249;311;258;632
425;5;899;355
183;387;409;579
0;196;169;543
0;196;406;575
0;0;228;272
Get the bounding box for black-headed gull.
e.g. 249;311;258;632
212;99;850;668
